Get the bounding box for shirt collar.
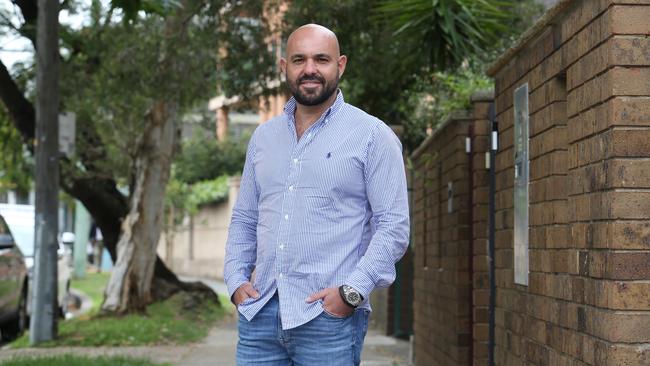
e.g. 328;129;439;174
283;89;345;123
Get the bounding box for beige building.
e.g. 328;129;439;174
158;177;240;280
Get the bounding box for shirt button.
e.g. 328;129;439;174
279;244;284;250
284;214;289;220
293;158;298;164
288;185;294;191
279;273;283;280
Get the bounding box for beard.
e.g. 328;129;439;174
287;72;339;106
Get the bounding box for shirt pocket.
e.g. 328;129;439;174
303;193;339;227
305;194;334;210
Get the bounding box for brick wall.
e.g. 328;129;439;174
487;0;650;364
411;105;491;365
411;1;650;365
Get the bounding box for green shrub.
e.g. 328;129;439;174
173;133;247;185
401;65;492;151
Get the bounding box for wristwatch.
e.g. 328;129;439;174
339;285;363;308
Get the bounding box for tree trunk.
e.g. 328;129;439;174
3;55;215;308
102;101;178;313
61;167;215;304
0;1;218;312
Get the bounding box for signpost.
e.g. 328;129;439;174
59;112;76;158
513;83;530;286
30;0;60;344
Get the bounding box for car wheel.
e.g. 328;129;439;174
2;286;27;341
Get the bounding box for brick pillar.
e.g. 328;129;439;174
469;91;493;365
273;93;287;117
216;106;229;141
411;113;475;365
566;7;650;363
258;94;289;123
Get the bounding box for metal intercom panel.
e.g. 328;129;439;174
513;83;530;286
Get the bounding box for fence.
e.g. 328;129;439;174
411;1;650;364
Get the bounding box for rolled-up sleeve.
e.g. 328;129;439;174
223;131;260;298
345;122;410;300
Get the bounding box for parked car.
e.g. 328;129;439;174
0;212;28;340
0;204;72;320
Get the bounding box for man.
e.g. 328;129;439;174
224;24;409;366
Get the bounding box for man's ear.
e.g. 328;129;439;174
280;58;287;74
338;55;347;78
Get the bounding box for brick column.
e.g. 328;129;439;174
566;5;650;363
469;91;493;365
216;106;229;141
411;113;475;365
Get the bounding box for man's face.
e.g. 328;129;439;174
281;27;347;107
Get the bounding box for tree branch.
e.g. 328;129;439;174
0;12;23;34
60;170;128;262
0;58;35;144
12;0;38;49
13;0;37;23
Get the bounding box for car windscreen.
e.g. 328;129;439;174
0;206;35;257
8;223;34;257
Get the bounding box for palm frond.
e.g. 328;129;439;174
375;0;517;69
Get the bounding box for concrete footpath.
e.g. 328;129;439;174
179;277;412;366
0;278;411;366
171;311;411;366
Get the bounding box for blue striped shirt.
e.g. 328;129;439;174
223;91;410;330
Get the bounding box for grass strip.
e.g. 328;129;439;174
11;272;233;348
0;354;170;366
71;272;111;313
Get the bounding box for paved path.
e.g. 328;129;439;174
179;277;411;365
0;278;411;366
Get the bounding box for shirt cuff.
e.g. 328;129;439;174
345;269;376;301
225;274;249;300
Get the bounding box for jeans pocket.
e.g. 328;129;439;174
321;305;353;320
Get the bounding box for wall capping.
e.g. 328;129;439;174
470;89;494;102
409;111;472;161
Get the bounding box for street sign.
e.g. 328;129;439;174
513;83;529;286
58;112;75;157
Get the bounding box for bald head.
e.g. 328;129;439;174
286;24;340;58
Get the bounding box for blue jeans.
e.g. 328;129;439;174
237;293;370;366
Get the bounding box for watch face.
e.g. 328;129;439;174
347;292;360;305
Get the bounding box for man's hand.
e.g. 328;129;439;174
306;287;354;318
233;282;260;306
